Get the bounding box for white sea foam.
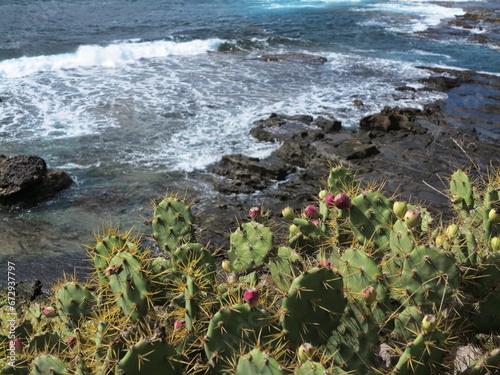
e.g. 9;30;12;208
0;38;225;78
356;0;466;33
1;44;449;172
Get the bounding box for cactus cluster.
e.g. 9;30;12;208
1;166;499;374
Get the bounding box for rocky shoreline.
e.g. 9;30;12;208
195;66;500;250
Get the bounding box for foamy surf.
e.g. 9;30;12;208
0;38;225;78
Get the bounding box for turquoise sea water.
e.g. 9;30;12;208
0;0;498;285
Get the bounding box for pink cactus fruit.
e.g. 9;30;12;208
12;339;23;354
249;206;261;220
304;205;321;220
244;287;259;308
324;193;335;207
333;193;351;210
42;306;57;318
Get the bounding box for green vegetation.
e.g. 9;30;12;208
1;167;499;374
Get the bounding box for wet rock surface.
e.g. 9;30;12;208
0;154;73;207
199;68;500;249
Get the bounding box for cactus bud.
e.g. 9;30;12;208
221;260;232;273
393;201;407;219
490;237;500;251
12;339;23;354
318;190;329;201
290;224;300;236
435;234;446;246
324;193;335;207
421;314;437;333
446;224;459;238
404;209;421;229
312;220;320;226
249;206;261;220
297;343;316;363
282;206;295;221
304;205;321;220
488;208;500;223
361;285;377;305
244;287;259;308
42;306;57;318
450;195;464;204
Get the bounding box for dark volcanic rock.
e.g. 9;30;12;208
360;106;424;133
210;154;295;194
0;154;73;206
197;68;499;250
256;52;328;65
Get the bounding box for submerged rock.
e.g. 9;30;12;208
256;52;328;65
0;154;73;207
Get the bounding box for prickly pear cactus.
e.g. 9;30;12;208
152;195;196;253
450;170;474;212
396;246;461;309
236;348;284;375
204;303;276;372
107;251;151;321
32;354;70;375
327;165;357;194
281;267;345;346
115;338;180;374
55;282;96;326
228;221;275;273
269;246;304;292
348;191;394;252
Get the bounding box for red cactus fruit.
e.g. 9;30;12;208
249;206;261;220
244;287;259;308
333;193;351;210
304;205;321;220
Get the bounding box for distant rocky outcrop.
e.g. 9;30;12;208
0;154;73;206
256;52;328;65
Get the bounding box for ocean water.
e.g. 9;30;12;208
0;0;498;284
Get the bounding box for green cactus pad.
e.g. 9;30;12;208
326;298;383;375
115;338;180;374
327;166;357;194
228;222;275;273
107;251;151;321
27;332;66;354
236;348;285;375
55;282;96;326
398;246;461;308
348;191;394;252
172;242;216;287
450;170;474;212
152;195;196;253
392;331;448;375
294;361;329;375
393;305;424;342
32;354;70;375
281;267;345;346
204;303;277;371
269;246;304;292
92;234;137;285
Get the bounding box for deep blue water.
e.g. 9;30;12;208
0;0;498;284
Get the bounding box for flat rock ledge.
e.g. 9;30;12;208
201;108;497;247
0;154;73;207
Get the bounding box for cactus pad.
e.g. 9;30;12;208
281;267;345;346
